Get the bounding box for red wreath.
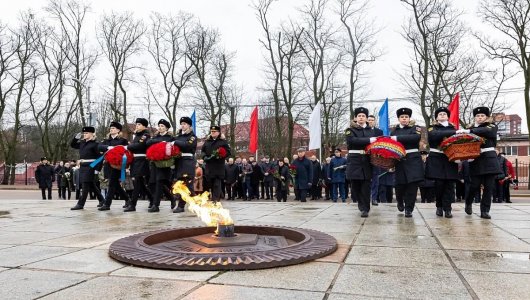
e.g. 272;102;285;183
105;146;134;169
146;142;181;161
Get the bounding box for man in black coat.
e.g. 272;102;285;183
54;161;64;199
36;157;55;200
346;107;381;217
310;155;322;200
425;107;458;218
70;126;106;210
260;156;274;200
124;118;153;212
368;115;384;206
97;121;130;211
391;108;424;218
225;157;239;200
147;119;176;212
201;126;231;202
460;107;501;219
171;116;198;213
292;148;313;202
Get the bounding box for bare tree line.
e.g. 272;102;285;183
1;0;529;184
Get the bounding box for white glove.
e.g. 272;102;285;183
456;129;470;134
108;146;115;150
369;137;377;143
123;146;128;150
391;136;397;141
75;133;82;139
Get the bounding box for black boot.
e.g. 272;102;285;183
124;206;136;212
436;207;443;217
480;212;491;219
148;206;160;213
98;205;110;211
444;210;453;218
465;204;472;215
397;202;404;212
404;209;413;218
122;201;129;208
372;200;379;206
173;207;185;213
70;205;84;210
361;211;369;218
170;199;176;209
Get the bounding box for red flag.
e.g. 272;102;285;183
249;106;258;153
448;93;460;129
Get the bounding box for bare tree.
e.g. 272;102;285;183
30;18;78;162
97;11;145;135
477;0;530;138
146;12;195;130
0;12;37;184
46;0;98;127
337;0;381;120
186;24;234;127
254;0;306;157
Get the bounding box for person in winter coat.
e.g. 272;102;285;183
461;107;501;219
345;107;381;217
98;121;130;211
36;157;55;200
146;119;176;212
291;148;313;202
275;160;290;202
201;126;231;202
124;118;153;212
391;108;424;218
329;148;347;203
225;157;240;200
425;107;458;218
171;116;198;213
310;156;322;200
70;126;106;210
59;162;74;200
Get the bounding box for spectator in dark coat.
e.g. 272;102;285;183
36;157;55;200
292;148;313;202
310;155;322;200
322;157;332;200
329;149;347;203
275;160;290;202
54;161;64;199
225;158;240;200
250;161;262;199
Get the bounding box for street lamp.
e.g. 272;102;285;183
72;78;92;126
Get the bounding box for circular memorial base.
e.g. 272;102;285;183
109;225;337;271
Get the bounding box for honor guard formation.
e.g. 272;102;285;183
36;105;506;220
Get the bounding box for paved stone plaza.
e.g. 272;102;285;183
0;194;529;299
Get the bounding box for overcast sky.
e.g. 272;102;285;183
2;0;528;133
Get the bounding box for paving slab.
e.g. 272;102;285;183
210;261;339;292
355;232;440;249
0;269;91;299
181;284;325;300
345;246;452;269
0;230;74;245
462;270;530;300
0;245;81;267
332;265;471;299
437;236;530;252
111;266;219;282
33;231;130;248
448;250;530;273
42;276;199;300
24;248;126;273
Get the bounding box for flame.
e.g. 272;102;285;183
172;180;233;227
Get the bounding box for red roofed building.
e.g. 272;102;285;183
493;113;522;135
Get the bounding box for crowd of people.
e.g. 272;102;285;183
34;104;513;219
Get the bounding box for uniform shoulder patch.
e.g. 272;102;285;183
189;136;196;144
428;127;433;132
345;129;352;135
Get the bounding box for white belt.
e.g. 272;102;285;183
481;147;495;153
133;154;146;157
348;150;366;154
181;153;193;157
406;149;419;154
429;149;442;153
79;159;96;163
